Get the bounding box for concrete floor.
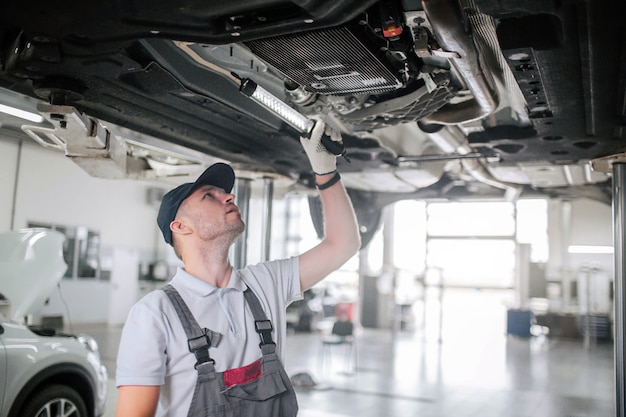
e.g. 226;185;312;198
77;289;616;417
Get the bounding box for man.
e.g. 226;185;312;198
114;119;361;417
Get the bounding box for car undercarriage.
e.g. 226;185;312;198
0;0;624;212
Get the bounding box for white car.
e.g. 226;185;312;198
0;229;108;417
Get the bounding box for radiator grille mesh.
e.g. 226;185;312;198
245;27;402;96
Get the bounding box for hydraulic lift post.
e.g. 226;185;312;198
613;161;626;417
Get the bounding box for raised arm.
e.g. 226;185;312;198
298;120;361;291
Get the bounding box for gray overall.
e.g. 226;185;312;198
162;284;299;417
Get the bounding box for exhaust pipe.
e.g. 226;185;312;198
421;0;499;124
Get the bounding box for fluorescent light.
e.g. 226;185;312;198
0;103;44;123
239;78;314;134
568;245;614;254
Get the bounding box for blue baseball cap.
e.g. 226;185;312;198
157;163;235;245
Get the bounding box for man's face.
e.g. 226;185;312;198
176;184;245;242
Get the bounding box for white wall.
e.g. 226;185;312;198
0;137;167;324
4;141;162;250
0;139;19;232
545;198;614;313
37;280;111;324
568;199;614;314
0;137;273;325
570;199;613;246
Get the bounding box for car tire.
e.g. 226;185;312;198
19;384;87;417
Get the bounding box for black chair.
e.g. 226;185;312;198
319;319;356;374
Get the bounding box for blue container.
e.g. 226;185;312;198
507;309;533;337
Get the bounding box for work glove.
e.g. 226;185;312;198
300;118;343;175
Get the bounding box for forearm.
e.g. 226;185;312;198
300;174;360;290
316;173;361;256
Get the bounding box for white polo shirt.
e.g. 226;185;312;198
115;256;302;417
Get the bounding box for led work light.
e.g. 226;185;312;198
239;78;314;135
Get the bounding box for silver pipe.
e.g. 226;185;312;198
613;162;626;417
426;125;522;199
231;178;251;269
11;140;23;230
421;0;499;124
260;178;274;261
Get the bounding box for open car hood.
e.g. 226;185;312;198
0;229;67;322
0;0;624;238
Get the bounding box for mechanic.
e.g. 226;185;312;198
114;119;361;417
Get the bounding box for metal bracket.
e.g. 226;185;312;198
591;153;626;174
21;104;133;178
20;104;207;180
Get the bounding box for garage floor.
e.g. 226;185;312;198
79;289;616;417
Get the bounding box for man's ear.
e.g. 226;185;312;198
170;219;192;238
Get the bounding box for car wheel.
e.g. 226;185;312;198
19;384;87;417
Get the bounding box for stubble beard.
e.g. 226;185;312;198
228;218;246;240
216;215;245;244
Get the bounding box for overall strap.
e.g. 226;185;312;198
243;287;276;350
162;284;221;368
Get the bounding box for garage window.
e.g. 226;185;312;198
27;222;101;279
